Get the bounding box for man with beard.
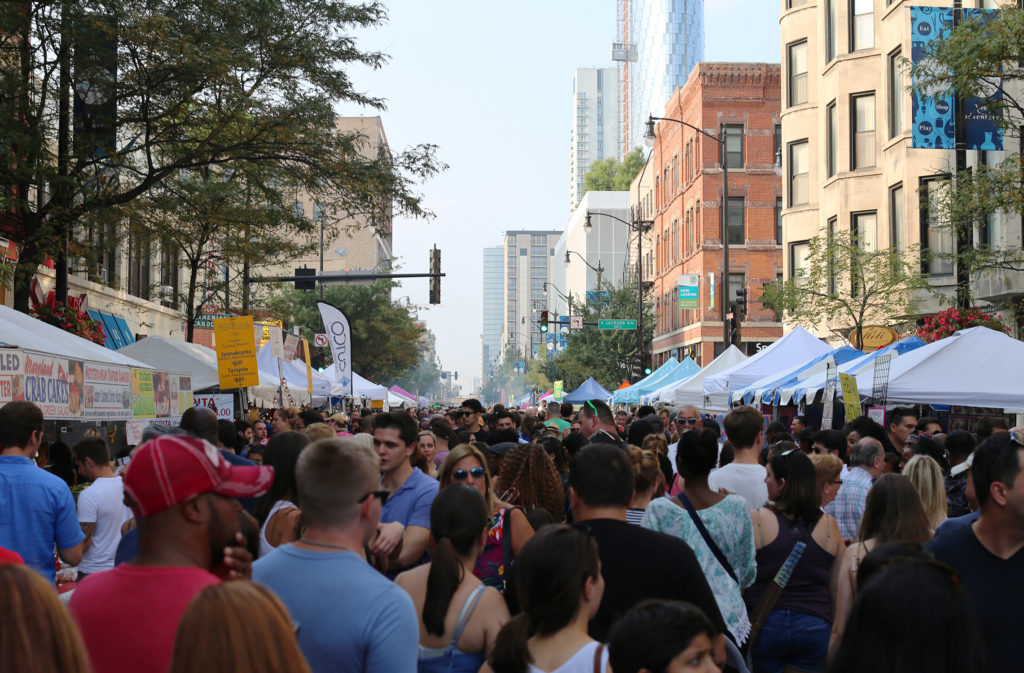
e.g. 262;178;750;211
69;434;272;673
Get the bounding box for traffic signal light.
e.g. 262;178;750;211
539;310;549;333
643;352;653;375
294;267;315;290
429;246;441;304
736;287;748;317
730;305;742;346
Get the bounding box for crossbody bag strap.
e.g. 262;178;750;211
501;507;515;592
592;643;606;673
746;517;817;649
675;494;738;583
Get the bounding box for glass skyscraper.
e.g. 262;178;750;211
481;246;505;380
618;0;705;152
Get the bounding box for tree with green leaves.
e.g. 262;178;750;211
581;148;647;195
265;281;426;384
908;6;1024;307
540;280;655;391
0;0;442;311
760;230;930;347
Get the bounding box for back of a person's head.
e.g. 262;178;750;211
0;400;43;451
626;445;662;496
304;422;335;442
580;399;613;425
974;417;1006;441
626;419;653;447
217;419;243;452
858;473;932;544
637;404;656;418
971;431;1022;509
298;409;323;429
489;525;600;673
723;405;762;449
497;442;564;517
373;410;418;445
560;402;573;418
180;406;220;444
828;559;984;673
765;421;788;441
676;428;719;479
169;581;312;673
253;431;310;524
608;599;717;673
0;563;91;673
903;454;948;529
641;433;667;456
644;414;665;435
769;450;820;524
855;542;932;592
568;443;634;509
944;430;976;464
71;436;111;467
701;417;721;437
849;436;883;468
423;485;490;636
910;435;951;474
295;438;377;529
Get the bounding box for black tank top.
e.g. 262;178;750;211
743;510;835;623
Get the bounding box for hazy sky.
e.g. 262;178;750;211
346;1;781;391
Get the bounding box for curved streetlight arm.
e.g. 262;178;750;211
646;115;722;146
564;249;604;274
542;281;572;305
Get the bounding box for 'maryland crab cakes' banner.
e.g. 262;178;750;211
22;353;84;418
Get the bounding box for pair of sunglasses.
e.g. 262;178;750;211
452;467;486;481
357;489;390;506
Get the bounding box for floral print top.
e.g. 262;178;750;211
473;507;508;593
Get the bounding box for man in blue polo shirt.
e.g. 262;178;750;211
370;411;437;575
0;401;84;583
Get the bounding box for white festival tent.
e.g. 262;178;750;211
0;305;152;369
120;335;302;404
657;345;747;408
702;327;832;411
252;342;324;406
853;326;1024;410
321;363;389;401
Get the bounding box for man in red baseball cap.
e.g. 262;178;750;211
69;434;274;673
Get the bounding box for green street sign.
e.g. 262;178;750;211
598;319;638;330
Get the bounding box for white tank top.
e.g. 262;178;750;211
259;499;298;558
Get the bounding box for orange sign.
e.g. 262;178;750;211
850;325;900;351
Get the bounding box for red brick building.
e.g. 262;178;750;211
644;63;783;367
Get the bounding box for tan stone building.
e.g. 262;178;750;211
779;0;1019;339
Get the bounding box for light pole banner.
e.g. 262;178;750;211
677;274;699;310
317;301;352;396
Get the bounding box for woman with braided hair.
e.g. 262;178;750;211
494;440;566;522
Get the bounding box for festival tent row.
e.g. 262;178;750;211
702;327;833;411
637;358;701;405
731;345;865;407
656;345;747;408
613;357;682;405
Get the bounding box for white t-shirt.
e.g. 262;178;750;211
76;477;132;574
708;463;770;512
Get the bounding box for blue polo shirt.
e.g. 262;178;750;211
0;455;85;583
380;467;437;573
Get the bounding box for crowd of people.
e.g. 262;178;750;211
0;395;1021;673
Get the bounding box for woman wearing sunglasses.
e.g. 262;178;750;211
439;444;535;596
397;485;511;673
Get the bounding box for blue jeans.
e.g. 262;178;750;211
750;609;830;673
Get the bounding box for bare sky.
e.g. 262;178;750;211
347;1;781;392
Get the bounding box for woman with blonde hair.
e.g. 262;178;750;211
625;445;664;525
169;581;311;673
809;453;844;509
417;431;440;479
439;444;534;595
0;563;92;673
903;454;947;531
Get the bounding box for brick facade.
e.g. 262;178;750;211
645;63;783;367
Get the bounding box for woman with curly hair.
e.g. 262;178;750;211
494;441;566;522
440;444;534;595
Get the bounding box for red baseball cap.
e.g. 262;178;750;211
124;434;274;517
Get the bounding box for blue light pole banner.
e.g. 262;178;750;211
911;6;1002;150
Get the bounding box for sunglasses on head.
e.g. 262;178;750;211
452;467;486;481
357;489;390;506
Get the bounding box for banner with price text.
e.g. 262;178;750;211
214;316;261;389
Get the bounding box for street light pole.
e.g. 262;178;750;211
646;115;731;350
565;249;604;292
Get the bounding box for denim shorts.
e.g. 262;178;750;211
750;608;830;673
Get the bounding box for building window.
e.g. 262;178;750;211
826;101;838;178
850;0;874;51
788;41;808;107
789;140;809;207
727;197;745;245
890;183;904;252
852;211;877;295
774;124;782;166
851;93;876;170
775;197;783;244
825;0;837;62
827;217;838;295
888;49;904;139
725;124;744;169
920;175;954;276
791;241;811;287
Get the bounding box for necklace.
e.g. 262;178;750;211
298;537;355;552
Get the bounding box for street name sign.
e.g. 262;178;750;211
598;319;637;330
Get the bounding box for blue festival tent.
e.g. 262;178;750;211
563;377;613;404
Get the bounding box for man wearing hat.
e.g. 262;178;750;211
328;412;353;437
69;434;273;673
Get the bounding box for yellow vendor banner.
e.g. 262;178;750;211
214;316;261;389
553;380;564;402
838;373;861;423
302;338;313;395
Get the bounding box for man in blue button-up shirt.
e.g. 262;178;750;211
0;401;84;582
825;437;884;539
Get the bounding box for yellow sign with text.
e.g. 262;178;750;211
302;338;313;395
554;380;564;402
839;373;861;422
214;316;261;390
